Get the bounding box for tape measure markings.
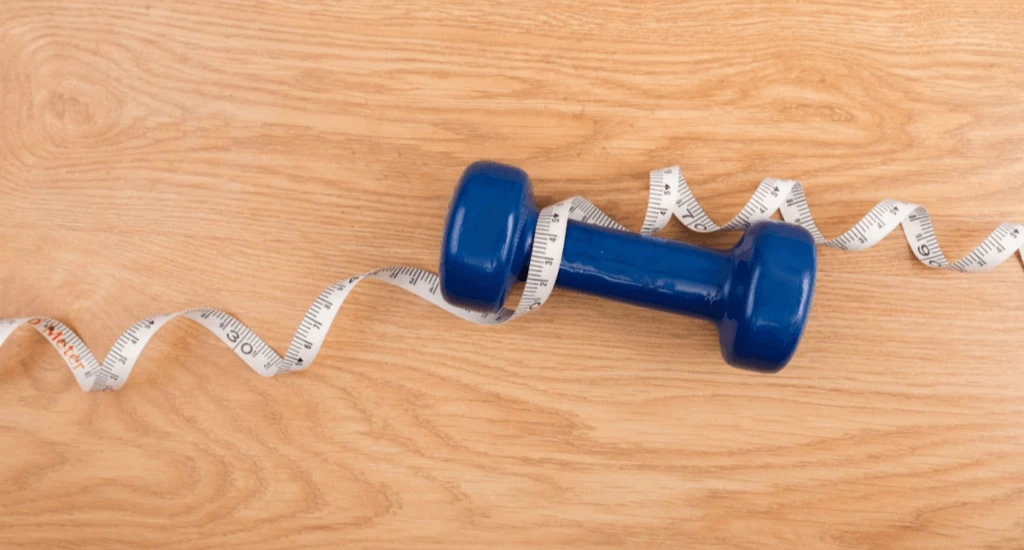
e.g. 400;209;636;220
648;167;1024;272
1;167;1021;391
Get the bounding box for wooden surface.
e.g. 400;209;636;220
1;1;1023;548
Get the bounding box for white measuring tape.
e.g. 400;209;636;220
2;166;1022;391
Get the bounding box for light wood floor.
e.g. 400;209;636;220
1;1;1022;548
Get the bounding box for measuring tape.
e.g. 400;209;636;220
2;166;1022;392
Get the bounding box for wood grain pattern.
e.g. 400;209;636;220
2;1;1023;548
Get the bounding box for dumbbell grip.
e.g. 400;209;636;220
520;220;731;322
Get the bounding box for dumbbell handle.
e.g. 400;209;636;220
529;220;729;321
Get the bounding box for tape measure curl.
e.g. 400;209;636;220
645;167;1024;272
2;166;1021;391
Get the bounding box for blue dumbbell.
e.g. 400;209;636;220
439;161;817;372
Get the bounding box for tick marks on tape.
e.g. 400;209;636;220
1;162;1022;392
